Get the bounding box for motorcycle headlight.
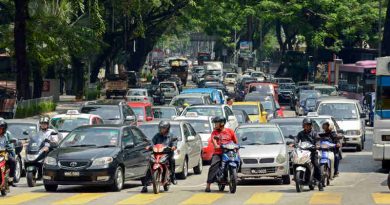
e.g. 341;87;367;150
90;157;113;168
346;130;361;136
202;141;208;147
44;157;57;166
26;154;38;161
276;153;286;164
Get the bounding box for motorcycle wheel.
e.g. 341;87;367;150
295;170;304;193
320;165;328;188
387;173;390;190
218;184;225;191
13;157;22;183
152;170;161;194
1;188;6;196
228;167;237;194
27;171;36;187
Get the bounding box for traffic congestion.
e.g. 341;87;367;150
0;56;389;205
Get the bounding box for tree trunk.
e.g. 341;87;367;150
128;37;156;71
71;57;84;100
14;0;30;100
382;1;390;56
31;62;43;98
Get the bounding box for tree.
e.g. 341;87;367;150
383;1;390;56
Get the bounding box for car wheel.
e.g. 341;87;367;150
193;156;203;175
44;184;58;192
177;159;188;179
110;166;124;192
13;156;22;183
282;175;290;185
356;144;362;152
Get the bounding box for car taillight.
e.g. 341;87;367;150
144;97;148;100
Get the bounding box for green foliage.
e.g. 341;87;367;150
15;100;56;119
85;88;100;100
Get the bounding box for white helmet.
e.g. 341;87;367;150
321;119;334;131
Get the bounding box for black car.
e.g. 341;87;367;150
203;82;228;96
278;83;296;105
42;125;151;192
233;110;251;124
157;67;171;82
80;100;137;125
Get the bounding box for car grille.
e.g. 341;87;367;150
243;159;258;164
59;161;90;169
259;158;274;163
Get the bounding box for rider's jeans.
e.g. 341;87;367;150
334;152;340;174
6;155;16;178
311;152;321;181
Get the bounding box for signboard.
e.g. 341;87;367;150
239;41;253;58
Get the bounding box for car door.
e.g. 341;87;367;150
130;127;151;177
186;123;201;167
224;106;238;129
121;127;140;179
182;124;194;167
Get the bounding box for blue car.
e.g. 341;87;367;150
181;88;225;104
302;97;318;115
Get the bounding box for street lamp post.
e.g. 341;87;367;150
379;0;382;57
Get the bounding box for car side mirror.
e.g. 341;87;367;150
124;142;135;149
242;136;247;141
187;136;195;142
360;113;367;118
125;115;136;121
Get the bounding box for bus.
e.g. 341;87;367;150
197;52;211;65
372;57;390;169
338;60;376;102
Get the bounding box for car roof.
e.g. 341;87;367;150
174;116;212;121
182;88;218;94
318;98;359;103
270;117;305;123
233;101;260;105
84;100;124;106
6;119;39;124
51;113;97;119
237;123;279;128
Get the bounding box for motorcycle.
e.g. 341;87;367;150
318;140;336;187
150;144;173;194
0;149;9;196
25;132;57;187
10;138;24;184
292;142;316;192
216;141;240;194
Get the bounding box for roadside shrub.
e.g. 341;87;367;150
15;99;56;118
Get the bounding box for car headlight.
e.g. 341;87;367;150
202;141;208;147
276;153;286;164
346;130;361;136
44;157;57;166
90;157;113;167
26;154;38;161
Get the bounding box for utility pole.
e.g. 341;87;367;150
379;0;382;57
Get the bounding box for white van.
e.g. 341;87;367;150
316;99;366;151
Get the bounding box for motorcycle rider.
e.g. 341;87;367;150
142;121;177;193
319;120;341;177
38;115;62;152
0;120;16;186
295;118;323;191
205;116;238;192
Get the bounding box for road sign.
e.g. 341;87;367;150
240;41;253;58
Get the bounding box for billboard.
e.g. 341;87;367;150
239;41;253;58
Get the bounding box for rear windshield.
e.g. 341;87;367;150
81;106;121;120
232;105;259;115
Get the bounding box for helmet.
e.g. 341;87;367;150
0;119;7;130
302;118;313;126
158;120;171;130
321;119;334;131
183;103;190;108
212;116;226;124
39;116;50;124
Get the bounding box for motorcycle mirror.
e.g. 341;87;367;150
242;136;247;141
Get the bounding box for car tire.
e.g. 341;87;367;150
356;144;362;152
282;175;290;185
177;159;188;179
193;157;203;175
383;160;390;170
110;166;124;192
44;184;58;192
13;156;22;183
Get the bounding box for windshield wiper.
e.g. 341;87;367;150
264;142;282;145
97;145;117;148
247;143;264;145
69;144;96;147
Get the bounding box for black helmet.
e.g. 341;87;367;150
302;118;313;126
212;116;226;124
39;116;50;124
158;120;171;130
0;119;7;130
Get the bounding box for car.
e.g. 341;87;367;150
244;94;284;120
169;93;212;109
224;73;238;85
236;123;290;184
274;77;294;84
181;105;239;130
248;82;279;102
302;97;318;115
159;81;180;104
166;75;183;92
173;115;214;162
182;88;225;104
80;100;137;125
203;82;228;96
233;109;251;124
278;83;296;105
157;66;171;82
42;125;151;192
139;121;203;179
152;106;180;119
192;66;205;83
311;84;338;96
50;110;104;137
316;99;366;151
295;90;321;116
251;71;266;82
125;88;153;104
127;102;154;122
232;102;267;123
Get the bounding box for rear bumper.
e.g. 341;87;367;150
373;144;390;161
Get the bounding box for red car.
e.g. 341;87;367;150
127;102;154;122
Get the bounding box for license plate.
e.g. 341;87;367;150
64;171;80;177
251;169;267;174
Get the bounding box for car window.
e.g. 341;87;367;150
225;106;234;116
146;106;153;117
122;127;134;148
183;124;191;140
92;118;97;124
186;124;196;136
131;127;147;145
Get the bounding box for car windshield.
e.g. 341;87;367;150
261;101;274;111
315;87;337;96
250;85;272;93
60;128;120;147
160;83;175;89
81;106;121;120
132;107;144;118
278;79;293;83
280;84;295;90
171;97;203;106
153;108;177;119
236;127;284;145
127;90;146;96
8;123;37;139
183;120;212;133
226;74;236;78
300;91;320;101
318;103;358;120
232;105;259;115
276;122;301;137
206;70;221;75
184;107;224;117
139;124;182;140
305;98;317;107
51;118;90;132
251;73;263;77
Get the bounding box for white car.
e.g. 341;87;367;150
251;71;265;82
224;73;238;85
126;88;153;103
181;105;239;130
316;99;366;151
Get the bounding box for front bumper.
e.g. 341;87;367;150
43;167;115;186
343;135;362;146
373;144;390;161
239;165;289;178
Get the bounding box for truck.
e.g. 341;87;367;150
105;65;128;99
197;52;211;65
204;61;224;82
169;58;189;86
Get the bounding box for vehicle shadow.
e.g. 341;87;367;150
31;183;141;193
238;179;283;186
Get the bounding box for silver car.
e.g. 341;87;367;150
126;88;153;103
236;123;290;184
139;121;203;179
